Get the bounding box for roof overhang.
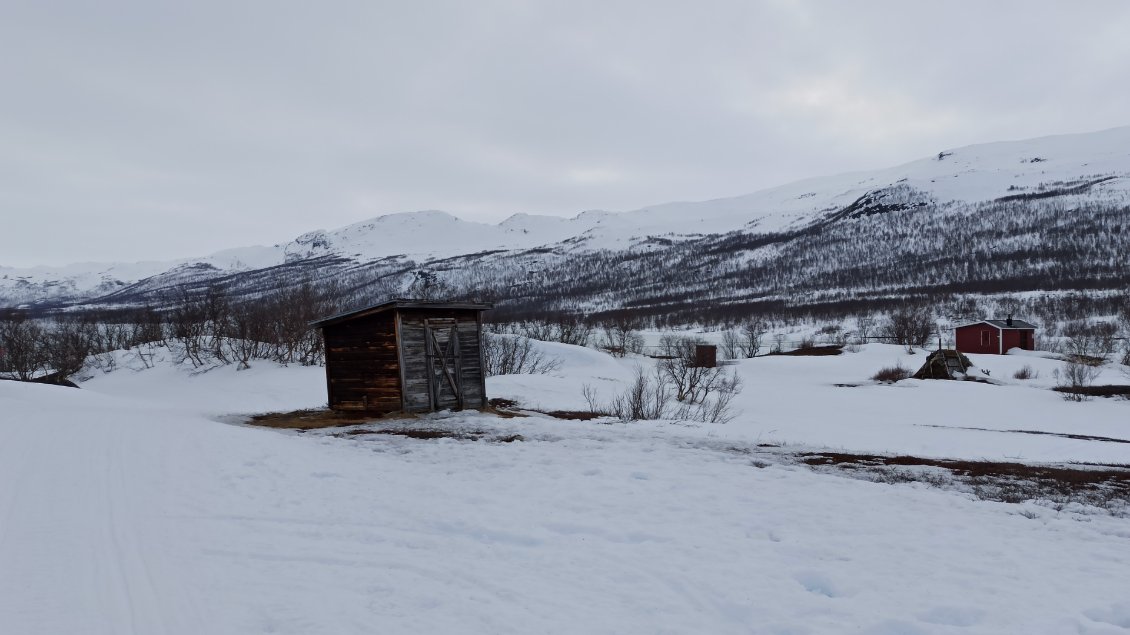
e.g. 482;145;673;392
952;320;1036;330
310;299;493;328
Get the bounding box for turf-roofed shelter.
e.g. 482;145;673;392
312;300;492;414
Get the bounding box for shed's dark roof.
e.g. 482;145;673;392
955;319;1038;330
311;299;493;328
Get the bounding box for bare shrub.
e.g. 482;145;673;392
1061;320;1119;362
0;311;95;381
883;307;934;350
720;329;741;360
1012;364;1038;380
511;317;591;347
483;332;562;376
599;317;644;357
673;372;743;424
739;319;766;358
818;323;847;346
658;335;730;403
1054;361;1101;402
225;300;271;370
608;366;670;421
581;383;605;416
44;315;96;379
0;310;47;380
855;316;875;344
586;354;743;423
872;364;910;383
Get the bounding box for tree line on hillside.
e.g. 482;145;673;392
3;277;1128;388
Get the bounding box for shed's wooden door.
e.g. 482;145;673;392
424;319;464;410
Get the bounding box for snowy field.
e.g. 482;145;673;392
2;343;1129;634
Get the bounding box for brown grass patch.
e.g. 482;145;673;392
770;345;844;356
871;364;910;383
1052;384;1130;398
541;410;608;420
247;408;382;429
338;427;524;443
798;451;1130;510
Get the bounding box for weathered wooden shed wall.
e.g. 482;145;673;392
398;309;486;412
315;301;490;414
322;311;402;412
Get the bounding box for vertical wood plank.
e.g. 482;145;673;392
424;319;436;411
395;310;406;412
477;312;488;408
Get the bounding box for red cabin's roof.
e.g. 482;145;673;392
954;319;1037;330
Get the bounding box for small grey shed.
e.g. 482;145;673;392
311;299;492;414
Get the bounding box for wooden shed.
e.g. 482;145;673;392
954;317;1037;355
311;300;492;414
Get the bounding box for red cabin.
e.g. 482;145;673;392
954;318;1037;355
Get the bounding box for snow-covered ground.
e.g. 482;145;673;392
490;341;1130;463
2;342;1129;634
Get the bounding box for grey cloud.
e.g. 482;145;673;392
2;0;1129;266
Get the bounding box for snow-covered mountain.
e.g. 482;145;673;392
3;126;1129;312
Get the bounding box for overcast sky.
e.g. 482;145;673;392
3;1;1129;267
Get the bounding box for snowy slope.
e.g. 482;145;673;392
4;126;1129;306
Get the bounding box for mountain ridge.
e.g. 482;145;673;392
3;125;1129;311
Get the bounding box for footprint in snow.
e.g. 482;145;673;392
793;571;849;598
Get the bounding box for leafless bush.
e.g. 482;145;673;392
483;332;562;376
162;279;337;369
658;335;729;403
1061;320;1119;361
44;315;96;379
1054;361;1101;402
720;329;741;360
510;317;591;347
872;364;910;383
739;319;766;358
855;316;875;343
0;310;48;380
225;300;271;370
673;372;743;424
599;317;644;357
581;383;605;416
817;323;848;346
608;366;671;421
883;307;934;349
0;311;96;381
1013;364;1038;380
586;356;743;423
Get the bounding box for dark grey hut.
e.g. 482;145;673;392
311;300;492;414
